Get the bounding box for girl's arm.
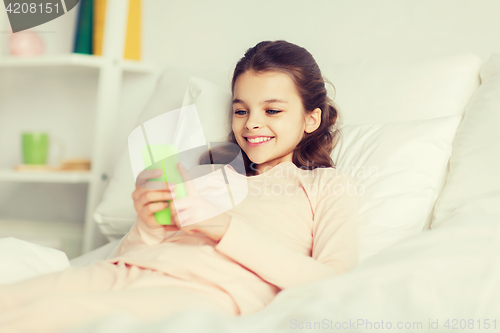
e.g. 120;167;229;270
214;174;360;290
114;216;177;257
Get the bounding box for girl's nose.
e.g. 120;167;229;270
245;113;263;130
246;123;261;130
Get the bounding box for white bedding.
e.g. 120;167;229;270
2;214;500;333
0;237;70;284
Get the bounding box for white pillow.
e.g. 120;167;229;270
324;54;481;125
431;53;500;228
181;76;232;142
93;146;137;241
331;115;462;262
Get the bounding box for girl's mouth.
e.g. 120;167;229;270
245;136;275;147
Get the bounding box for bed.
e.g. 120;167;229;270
2;1;500;332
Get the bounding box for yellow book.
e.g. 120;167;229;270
124;0;141;60
93;0;106;56
92;0;141;60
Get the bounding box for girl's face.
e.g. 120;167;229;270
232;70;321;174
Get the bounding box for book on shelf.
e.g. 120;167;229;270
93;0;106;56
92;0;141;61
124;0;141;61
73;0;93;55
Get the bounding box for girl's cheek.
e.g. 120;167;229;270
231;119;241;132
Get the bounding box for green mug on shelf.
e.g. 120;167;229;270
21;132;65;165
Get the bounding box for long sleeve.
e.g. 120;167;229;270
311;175;360;274
214;174;360;290
114;216;177;257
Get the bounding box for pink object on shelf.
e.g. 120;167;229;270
9;29;44;57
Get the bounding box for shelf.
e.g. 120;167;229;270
121;59;156;73
0;54;155;74
0;169;92;183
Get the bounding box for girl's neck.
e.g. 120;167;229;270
253;154;294;175
248;160;296;177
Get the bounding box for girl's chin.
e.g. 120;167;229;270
245;155;265;165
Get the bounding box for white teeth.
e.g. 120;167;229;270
247;137;273;143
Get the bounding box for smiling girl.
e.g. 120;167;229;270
0;40;360;332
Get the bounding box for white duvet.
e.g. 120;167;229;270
2;214;500;333
0;237;70;284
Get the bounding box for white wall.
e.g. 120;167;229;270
142;0;500;88
0;0;499;233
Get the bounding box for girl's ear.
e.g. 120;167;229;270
305;108;322;134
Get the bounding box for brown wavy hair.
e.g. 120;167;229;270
199;40;342;176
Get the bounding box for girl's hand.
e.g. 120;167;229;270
169;162;231;243
132;168;180;233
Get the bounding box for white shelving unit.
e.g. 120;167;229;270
0;169;92;183
0;53;154;73
0;0;157;257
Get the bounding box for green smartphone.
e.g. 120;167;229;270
142;144;187;225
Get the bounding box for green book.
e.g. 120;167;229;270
73;0;93;54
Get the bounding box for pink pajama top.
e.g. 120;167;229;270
108;161;360;315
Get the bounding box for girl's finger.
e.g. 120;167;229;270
169;198;192;227
132;187;146;203
176;209;193;228
133;181;176;201
168;201;179;229
137;179;169;190
138;190;176;208
136;168;176;191
143;201;170;215
136;168;163;185
169;201;190;230
135;191;160;210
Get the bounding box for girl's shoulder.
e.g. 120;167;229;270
303;166;356;184
298;166;359;201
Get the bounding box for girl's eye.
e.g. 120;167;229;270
266;110;281;115
233;110;281;115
